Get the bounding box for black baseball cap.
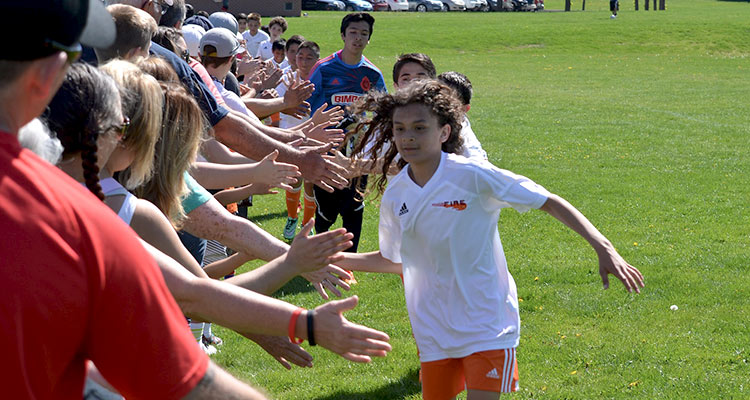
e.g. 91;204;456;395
1;0;115;61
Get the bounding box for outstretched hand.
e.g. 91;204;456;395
243;333;313;369
310;103;345;128
313;296;392;363
301;264;352;300
304;122;345;145
597;245;644;293
287;219;354;273
297;143;349;192
254;149;301;191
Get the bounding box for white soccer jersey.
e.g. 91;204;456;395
242;30;269;58
276;69;306;129
459;117;488;162
379;152;550;362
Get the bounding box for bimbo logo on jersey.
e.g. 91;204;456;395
331;92;364;105
432;200;467;211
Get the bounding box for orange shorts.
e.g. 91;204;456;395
421;349;519;400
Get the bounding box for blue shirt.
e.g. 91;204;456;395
308;50;387;114
150;42;229;127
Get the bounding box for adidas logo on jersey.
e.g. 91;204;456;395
486;368;500;380
398;202;409;216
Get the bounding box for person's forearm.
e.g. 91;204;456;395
142;240;307;339
203;252;252;279
201;138;255;165
336;251;402;274
224;253;299;295
232;110;303;143
182;197;289;262
539;193;612;253
130;204;208;279
212;185;253;206
184;362;267;400
191;161;262;189
212;112;302;162
243;97;287;119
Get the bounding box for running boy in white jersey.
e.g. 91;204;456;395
336;80;644;399
392;53;487;162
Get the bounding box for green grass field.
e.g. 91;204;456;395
212;1;750;398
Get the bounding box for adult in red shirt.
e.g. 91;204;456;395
0;1;263;398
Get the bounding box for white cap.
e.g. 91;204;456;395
182;24;205;58
200;28;245;58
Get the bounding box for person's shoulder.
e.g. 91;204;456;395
308;52;338;78
444;152;496;177
361;55;384;75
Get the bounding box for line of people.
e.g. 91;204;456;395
1;1;645;399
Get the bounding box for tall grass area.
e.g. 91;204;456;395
212;1;749;397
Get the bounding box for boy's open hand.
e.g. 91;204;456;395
597;245;644;293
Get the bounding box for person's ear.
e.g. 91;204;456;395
29;52;68;104
465;104;471;113
439;123;451;143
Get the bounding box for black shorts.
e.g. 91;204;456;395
313;176;368;252
610;0;619;11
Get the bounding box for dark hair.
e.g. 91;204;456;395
260;25;269;35
352;79;464;195
235;12;247;21
272;39;286;52
185;3;194;19
392;53;436;84
286;34;305;51
200;45;232;68
160;0;186;28
298;40;320;58
438;71;472;106
152;26;183;55
43;63;123;201
340;13;375;39
268;16;288;32
196;10;209;18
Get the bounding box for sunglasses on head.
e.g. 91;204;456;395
44;39;82;64
141;0;172;15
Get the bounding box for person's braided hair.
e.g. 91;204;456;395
43;63;123;201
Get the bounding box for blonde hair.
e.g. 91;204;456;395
99;59;163;189
132;81;206;228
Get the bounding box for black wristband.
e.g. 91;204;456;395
307;309;316;346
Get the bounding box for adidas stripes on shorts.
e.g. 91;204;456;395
421;348;518;399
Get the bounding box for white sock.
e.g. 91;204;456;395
189;321;204;342
202;323;213;339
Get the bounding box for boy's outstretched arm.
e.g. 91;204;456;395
539;194;645;293
336;251;403;275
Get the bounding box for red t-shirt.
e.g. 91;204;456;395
0;132;208;399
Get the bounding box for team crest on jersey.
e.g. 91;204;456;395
331;92;364;105
432;200;467;211
360;76;371;91
330;77;341;86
